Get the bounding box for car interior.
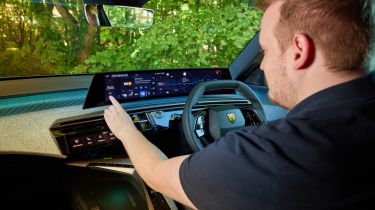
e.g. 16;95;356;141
0;40;287;210
0;0;373;210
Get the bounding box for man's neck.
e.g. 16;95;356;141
295;69;364;106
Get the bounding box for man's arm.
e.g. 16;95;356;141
104;96;197;209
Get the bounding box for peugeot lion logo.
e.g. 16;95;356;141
226;113;236;123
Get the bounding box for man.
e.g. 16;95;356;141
104;0;374;209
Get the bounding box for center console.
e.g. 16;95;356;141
50;112;180;210
0;154;176;210
67;159;177;210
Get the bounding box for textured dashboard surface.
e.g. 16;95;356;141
0;104;105;157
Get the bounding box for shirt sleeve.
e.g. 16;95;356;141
179;127;280;210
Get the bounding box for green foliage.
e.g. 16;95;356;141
0;48;43;76
81;5;262;72
0;0;89;76
0;0;263;77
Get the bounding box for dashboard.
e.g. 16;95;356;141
0;73;285;159
50;95;263;159
48;68;265;160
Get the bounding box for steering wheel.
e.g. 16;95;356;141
182;80;266;151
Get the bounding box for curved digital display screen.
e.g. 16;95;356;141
105;69;226;101
83;68;232;109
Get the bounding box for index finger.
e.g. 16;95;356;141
109;95;122;109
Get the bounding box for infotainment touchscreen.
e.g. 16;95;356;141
105;69;227;101
83;68;232;109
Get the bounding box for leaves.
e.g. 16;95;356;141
82;4;262;72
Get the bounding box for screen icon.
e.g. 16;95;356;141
140;91;146;97
124;81;133;86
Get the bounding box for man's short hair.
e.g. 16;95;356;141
259;0;371;72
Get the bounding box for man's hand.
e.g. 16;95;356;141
103;96;136;140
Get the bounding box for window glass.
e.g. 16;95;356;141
0;0;262;77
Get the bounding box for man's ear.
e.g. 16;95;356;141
292;34;315;70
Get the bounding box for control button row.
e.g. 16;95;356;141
69;131;117;150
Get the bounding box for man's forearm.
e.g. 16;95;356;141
103;96;194;208
119;127;168;189
118;128;193;208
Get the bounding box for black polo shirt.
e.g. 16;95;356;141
180;74;375;210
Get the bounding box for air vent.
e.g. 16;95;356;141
58;116;103;127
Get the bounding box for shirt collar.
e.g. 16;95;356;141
287;74;375;117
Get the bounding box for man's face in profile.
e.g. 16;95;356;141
259;1;297;109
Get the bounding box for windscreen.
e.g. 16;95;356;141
0;0;262;78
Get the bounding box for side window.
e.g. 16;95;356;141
242;54;266;87
229;32;267;87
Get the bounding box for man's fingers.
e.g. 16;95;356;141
109;96;122;110
109;105;116;112
104;109;110;120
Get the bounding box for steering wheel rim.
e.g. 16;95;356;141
182;80;266;152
